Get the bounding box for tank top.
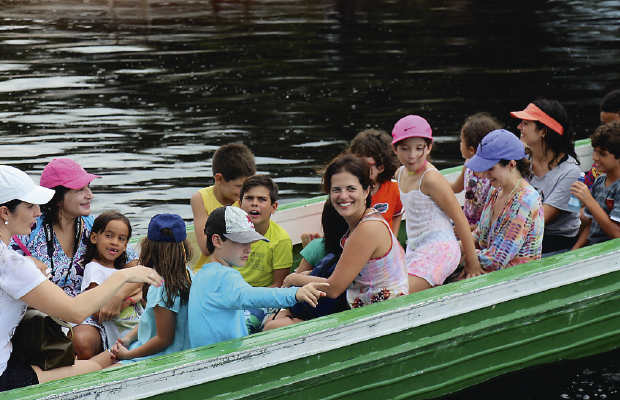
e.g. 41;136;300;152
398;167;457;250
344;210;408;309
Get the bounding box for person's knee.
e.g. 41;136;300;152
72;327;102;360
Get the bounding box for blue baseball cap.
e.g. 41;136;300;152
147;213;187;242
464;129;526;172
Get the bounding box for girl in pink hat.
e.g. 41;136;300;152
392;115;484;292
11;158;141;360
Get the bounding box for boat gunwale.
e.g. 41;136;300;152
7;234;620;400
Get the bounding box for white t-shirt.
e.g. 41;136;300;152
81;261;117;292
0;241;46;375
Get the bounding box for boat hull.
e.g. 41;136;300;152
5;238;620;400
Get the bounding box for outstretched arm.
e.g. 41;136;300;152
21;266;162;324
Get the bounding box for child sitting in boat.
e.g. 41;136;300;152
190;143;256;274
350;129;403;235
81;211;144;350
235;175;291;288
584;89;620;189
106;214;193;364
392;115;482;291
571;121;620;248
187;206;327;348
451;113;501;232
462;129;544;272
235;175;293;332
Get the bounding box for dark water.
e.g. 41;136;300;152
1;0;620;397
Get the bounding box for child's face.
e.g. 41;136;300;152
600;111;620;125
360;156;384;184
216;236;253;267
592;147;620;173
393;137;431;172
459;132;476;160
90;219;129;266
240;186;276;227
216;175;247;204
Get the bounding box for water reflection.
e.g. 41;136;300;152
1;0;619;235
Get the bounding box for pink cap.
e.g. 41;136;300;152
391;115;433;145
40;158;101;189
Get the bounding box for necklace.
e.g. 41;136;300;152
503;177;523;200
407;159;428;176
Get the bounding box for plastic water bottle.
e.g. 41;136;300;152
568;172;586;212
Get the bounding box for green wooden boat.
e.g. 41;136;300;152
4;139;619;400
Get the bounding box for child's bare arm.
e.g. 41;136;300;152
572;181;620;239
191;191;211;257
392;214;402;238
572;218;591;250
112;306;175;360
295;282;329;307
271;268;290;287
295;258;314;274
451;166;466;193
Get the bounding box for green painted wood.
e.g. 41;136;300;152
5;238;620;400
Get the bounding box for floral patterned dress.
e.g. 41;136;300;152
474;185;544;271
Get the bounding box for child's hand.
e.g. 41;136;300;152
300;232;322;249
116;336;134;348
571;181;593;204
111;342;130;360
295;282;329;307
459;259;486;279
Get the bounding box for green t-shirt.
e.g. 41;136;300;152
299;238;328;268
233;220;292;287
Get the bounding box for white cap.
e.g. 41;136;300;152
0;166;55;205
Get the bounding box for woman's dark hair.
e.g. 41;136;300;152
82;211;132;270
0;199;23;214
498;159;533;181
350;129;400;184
461;113;502;149
40;185;71;226
321;200;349;257
532;99;580;169
322;153;373;209
140;233;193;307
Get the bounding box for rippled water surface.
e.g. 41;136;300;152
1;0;620;398
2;0;619;234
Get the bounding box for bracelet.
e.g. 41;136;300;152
125;296;135;306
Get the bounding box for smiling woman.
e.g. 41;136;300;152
463;129;545;272
10;159;141;360
264;153;408;330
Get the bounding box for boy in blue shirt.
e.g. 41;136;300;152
188;206;327;348
572;120;620;248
